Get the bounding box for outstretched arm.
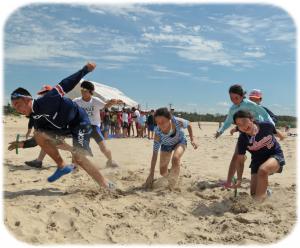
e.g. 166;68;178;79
187;123;198;149
216;112;233;138
275;129;286;141
144;134;160;189
104;99;124;108
8;137;38;151
55;62;96;96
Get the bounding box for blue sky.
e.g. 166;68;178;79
3;3;296;115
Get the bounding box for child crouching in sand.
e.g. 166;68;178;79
227;110;285;202
144;107;198;189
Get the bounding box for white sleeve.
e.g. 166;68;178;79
94;97;106;110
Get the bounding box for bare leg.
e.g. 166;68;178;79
159;151;172;177
250;174;257;196
226;145;247;184
98;141;112;161
168;144;186;188
131;123;135;137
255;158;280;202
34;131;65;168
37;149;46;162
104;130;109;140
73;151;108;188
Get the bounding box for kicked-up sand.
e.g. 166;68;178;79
2;115;297;244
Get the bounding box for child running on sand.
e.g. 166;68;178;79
73;80;121;167
9;62;115;189
144;107;198;189
228;110;285;202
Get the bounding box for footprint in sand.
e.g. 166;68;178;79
105;223;149;243
152;177;169;189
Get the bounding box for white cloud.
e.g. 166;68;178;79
174;23;186;29
86;4;163;19
244;51;266;58
194;76;223;84
160;25;173;33
4;6;148;69
143;33;237;66
152;65;191;77
266;32;295;42
210;13;295;45
220;15;273;34
101;55;136;62
193;25;201;32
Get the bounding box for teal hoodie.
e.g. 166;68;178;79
218;98;275;135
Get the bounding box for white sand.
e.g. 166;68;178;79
3;115;297;244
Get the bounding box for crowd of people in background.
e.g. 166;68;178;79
100;107;157;139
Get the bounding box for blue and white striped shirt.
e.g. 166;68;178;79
153;116;189;152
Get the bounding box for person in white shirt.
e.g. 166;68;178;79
132;107;141;137
122;108;129;138
73;81;122;167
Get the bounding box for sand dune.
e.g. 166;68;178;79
3;115;297;244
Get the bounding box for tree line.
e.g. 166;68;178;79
174;111;297;128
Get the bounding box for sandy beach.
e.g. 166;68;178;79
3;115;297;244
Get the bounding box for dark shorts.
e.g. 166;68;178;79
250;154;285;174
36;123;93;156
91;125;104;143
161;139;187;152
148;124;155;131
103;124;110;132
123;122;129;129
71;123;93;156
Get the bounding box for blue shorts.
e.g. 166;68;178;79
161;139;187;152
91;125;105;143
71;122;93;156
36;123;93;156
250;153;285;174
148;124;155;131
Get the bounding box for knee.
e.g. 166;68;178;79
33;131;43;143
72;153;82;164
257;167;268;177
172;156;180;165
34;132;51;146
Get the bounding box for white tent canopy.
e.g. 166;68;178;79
66;80;139;108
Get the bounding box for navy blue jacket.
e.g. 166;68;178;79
32;66;91;132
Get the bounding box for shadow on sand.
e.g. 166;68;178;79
4;187;78;199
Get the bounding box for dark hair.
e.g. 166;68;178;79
229;84;246;98
11;87;32;100
233;110;254;124
81;80;95;93
154;107;172;119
